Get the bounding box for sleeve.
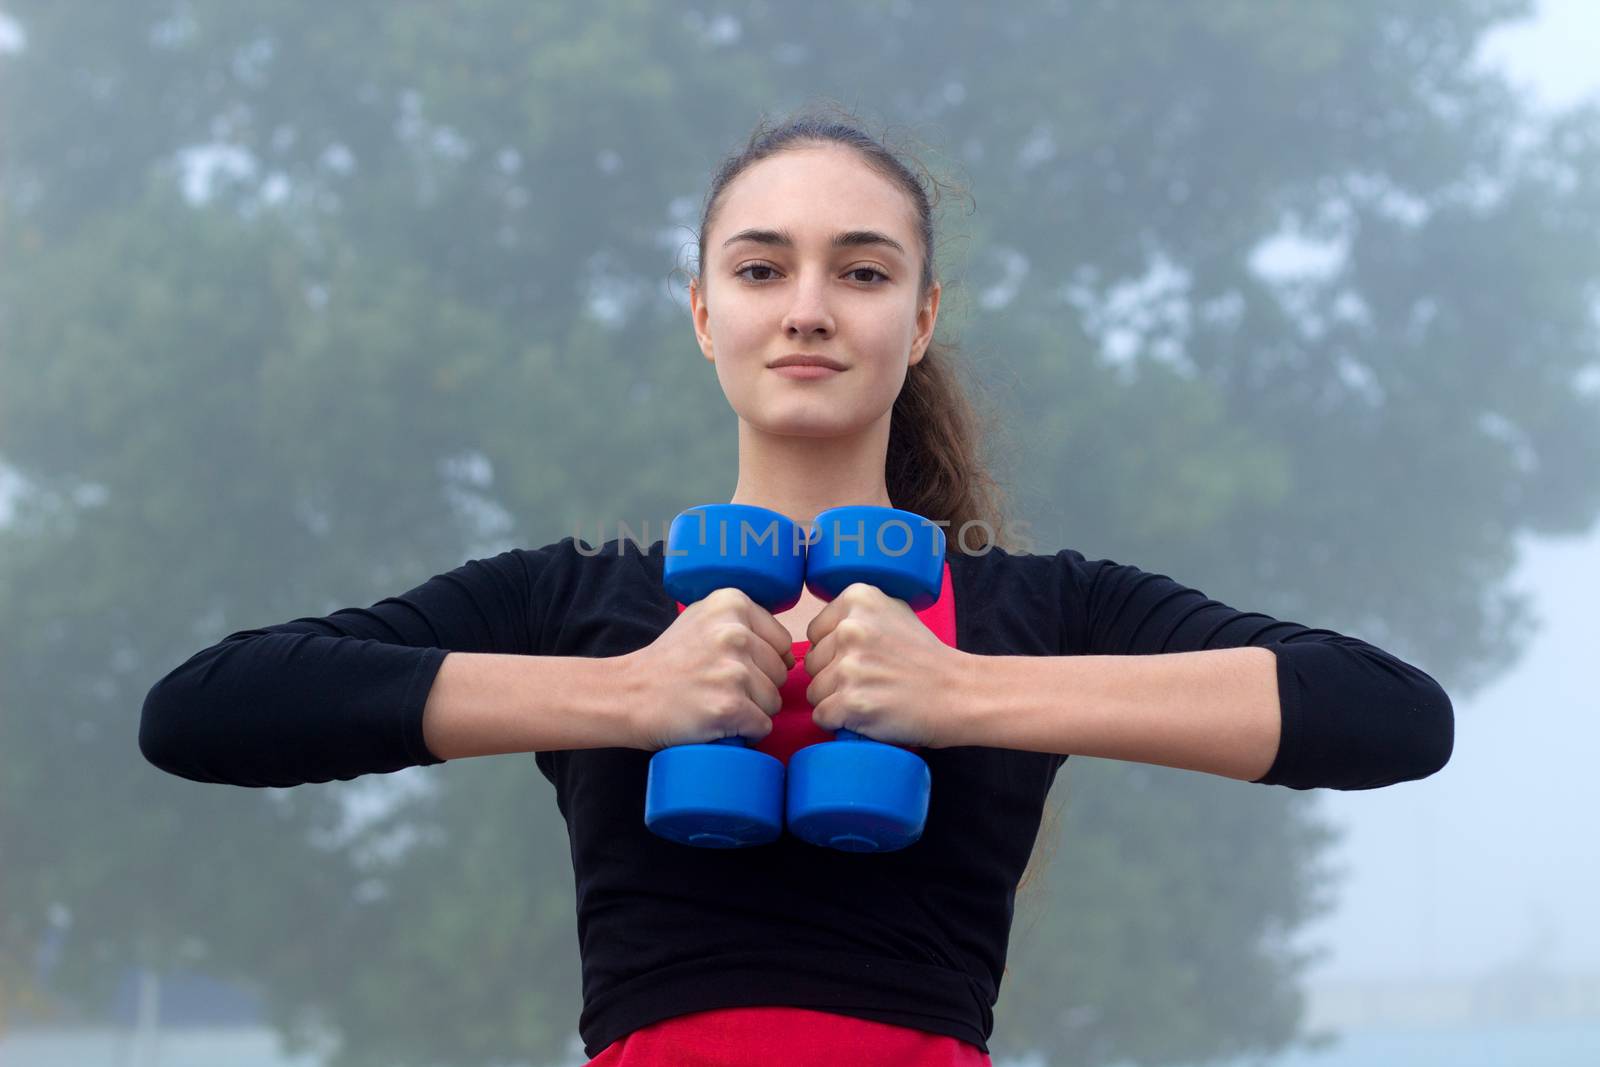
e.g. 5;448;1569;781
1057;548;1455;791
139;543;561;788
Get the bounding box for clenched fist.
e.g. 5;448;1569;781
804;582;976;749
620;587;798;751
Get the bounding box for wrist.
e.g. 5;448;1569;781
605;650;648;750
939;649;995;749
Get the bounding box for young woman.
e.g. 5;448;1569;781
141;110;1455;1066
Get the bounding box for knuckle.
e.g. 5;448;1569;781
713;624;750;650
836;618;870;643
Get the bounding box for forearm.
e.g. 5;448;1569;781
953;648;1281;782
421;651;639;760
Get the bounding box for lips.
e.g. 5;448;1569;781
771;364;840;380
768;354;847;371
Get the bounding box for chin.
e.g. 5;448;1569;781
747;409;863;439
759;419;847;439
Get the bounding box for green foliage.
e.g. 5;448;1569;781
3;1;1596;1064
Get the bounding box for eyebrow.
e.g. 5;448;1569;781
721;227;908;257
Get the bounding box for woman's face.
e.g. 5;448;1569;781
690;145;940;439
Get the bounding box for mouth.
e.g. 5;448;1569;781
770;363;843;381
768;353;848;371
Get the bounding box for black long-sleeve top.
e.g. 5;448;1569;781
140;536;1453;1056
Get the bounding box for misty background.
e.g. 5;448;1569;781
2;2;1598;1066
1296;0;1600;996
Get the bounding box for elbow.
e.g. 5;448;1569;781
139;679;181;776
140;676;207;783
1264;642;1457;791
1410;678;1455;781
1347;677;1455;791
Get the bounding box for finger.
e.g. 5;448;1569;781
804;663;837;709
802;630;835;678
805;595;847;646
810;692;845;734
745;670;784;719
704;585;754;614
747;605;798;671
749;634;792;692
731;706;774;742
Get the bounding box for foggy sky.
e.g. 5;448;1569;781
1303;0;1600;986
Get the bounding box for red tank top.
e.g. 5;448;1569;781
583;1004;991;1066
584;566;991;1065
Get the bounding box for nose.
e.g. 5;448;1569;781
781;271;835;340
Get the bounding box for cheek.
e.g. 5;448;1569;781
861;316;919;374
861;297;920;344
708;303;767;352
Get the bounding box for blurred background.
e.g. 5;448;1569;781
2;1;1598;1065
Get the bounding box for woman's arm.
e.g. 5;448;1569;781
139;543;598;788
420;650;638;760
951;647;1281;782
948;550;1455;790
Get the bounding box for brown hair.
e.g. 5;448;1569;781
688;102;1063;911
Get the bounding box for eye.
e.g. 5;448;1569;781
732;263;891;285
734;262;781;283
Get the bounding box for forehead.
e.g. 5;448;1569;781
712;146;917;251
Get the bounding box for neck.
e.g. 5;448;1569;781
727;414;894;528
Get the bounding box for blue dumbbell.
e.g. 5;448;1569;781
786;505;946;852
643;504;806;848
